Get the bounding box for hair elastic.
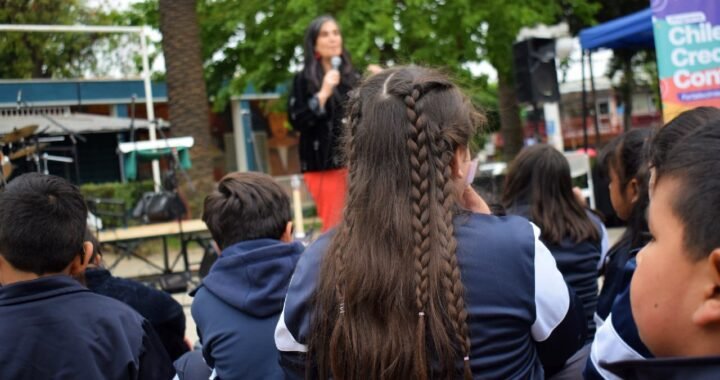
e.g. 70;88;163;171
418;311;425;317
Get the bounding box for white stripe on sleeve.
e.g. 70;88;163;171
598;224;610;270
274;305;308;353
589;313;645;380
530;222;571;342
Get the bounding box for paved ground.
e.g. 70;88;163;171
103;227;626;347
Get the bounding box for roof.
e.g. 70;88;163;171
560;76;614;94
0;79;167;108
0;112;169;136
579;8;655;51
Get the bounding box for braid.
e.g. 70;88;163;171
405;86;432;380
327;95;363;379
434;144;473;379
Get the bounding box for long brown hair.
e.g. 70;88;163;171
502;144;599;245
309;66;482;379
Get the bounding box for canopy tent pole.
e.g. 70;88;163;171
588;51;601;147
0;23;161;191
581;50;589;151
139;26;161;192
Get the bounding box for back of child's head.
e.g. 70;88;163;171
600;128;652;189
202;171;290;249
631;121;720;358
655;121;720;261
311;66;483;379
0;173;87;275
599;128;652;249
503;144;599;245
647;106;720;172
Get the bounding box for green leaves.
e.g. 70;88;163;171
0;0;121;79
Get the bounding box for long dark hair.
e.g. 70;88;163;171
309;66;483;380
302;15;356;93
600;128;652;249
503;144;599;245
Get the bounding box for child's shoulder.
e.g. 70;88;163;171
455;213;536;250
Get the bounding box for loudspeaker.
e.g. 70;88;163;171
513;38;560;104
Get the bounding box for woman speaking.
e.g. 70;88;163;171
288;15;361;232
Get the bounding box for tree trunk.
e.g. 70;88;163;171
497;75;524;161
158;0;220;215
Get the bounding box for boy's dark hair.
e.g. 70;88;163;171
646;106;720;171
503;144;599;245
202;172;291;249
0;173;87;275
656;122;720;261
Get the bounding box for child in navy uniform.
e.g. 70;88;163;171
82;230;189;361
191;172;304;379
503;144;606;340
595;128;652;322
275;66;586;379
0;173;173;379
587;107;720;378
600;120;720;377
503;145;606;378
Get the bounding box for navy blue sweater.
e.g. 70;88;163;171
507;203;604;341
0;275;174;379
85;267;188;361
275;213;587;379
586;257;652;379
602;356;720;380
192;239;304;380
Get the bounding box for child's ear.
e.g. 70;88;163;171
68;242;94;276
627;177;640;204
693;249;720;326
451;147;466;180
280;222;293;243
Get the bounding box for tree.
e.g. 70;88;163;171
158;0;220;214
128;0;598;163
594;0;652;131
480;0;598;159
0;0;119;79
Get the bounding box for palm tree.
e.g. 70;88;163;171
158;0;219;214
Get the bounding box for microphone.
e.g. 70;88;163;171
331;56;342;71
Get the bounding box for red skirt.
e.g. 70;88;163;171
304;168;347;232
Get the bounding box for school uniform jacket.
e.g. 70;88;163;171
585;257;653;380
0;275;173;380
85;267;188;361
507;203;607;341
275;213;587;379
601;356;720;380
192;239;304;380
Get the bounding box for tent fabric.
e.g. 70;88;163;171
579;8;655;51
123;147;191;181
0;113;169;136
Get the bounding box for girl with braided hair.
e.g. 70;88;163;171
275;66;586;379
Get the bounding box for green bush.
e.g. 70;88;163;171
80;180;154;216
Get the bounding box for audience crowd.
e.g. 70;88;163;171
1;64;720;380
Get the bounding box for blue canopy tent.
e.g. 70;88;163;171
579;8;654;51
576;8;654;149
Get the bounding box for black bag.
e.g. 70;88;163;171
132;191;186;222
